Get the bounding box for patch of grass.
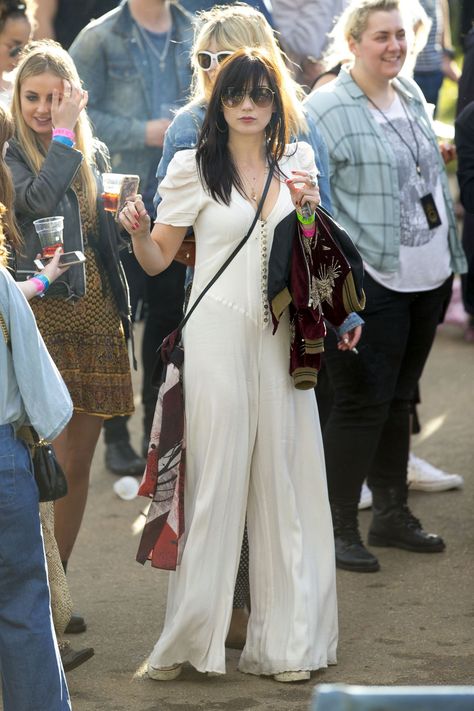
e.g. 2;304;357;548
438;77;459;124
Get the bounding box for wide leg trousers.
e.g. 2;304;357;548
148;301;338;675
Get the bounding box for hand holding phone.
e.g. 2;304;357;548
34;250;86;271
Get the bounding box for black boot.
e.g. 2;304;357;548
368;485;445;552
105;441;146;477
332;503;380;573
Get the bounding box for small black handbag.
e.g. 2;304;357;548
30;430;68;503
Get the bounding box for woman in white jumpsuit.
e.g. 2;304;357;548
121;48;338;682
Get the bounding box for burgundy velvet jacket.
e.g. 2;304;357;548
268;207;366;389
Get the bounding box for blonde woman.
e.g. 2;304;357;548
6;41;134;591
305;0;466;572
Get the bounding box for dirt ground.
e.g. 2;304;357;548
4;321;473;711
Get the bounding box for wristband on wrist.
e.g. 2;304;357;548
301;223;316;238
31;273;50;295
53;135;74;147
53;127;76;141
297;210;315;225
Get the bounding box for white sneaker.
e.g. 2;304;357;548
408;454;464;492
147;662;182;681
358;481;373;510
274;670;310;682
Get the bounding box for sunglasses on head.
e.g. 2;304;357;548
221;86;275;109
197;50;233;71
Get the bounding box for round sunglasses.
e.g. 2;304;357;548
221;86;275;109
197;51;233;71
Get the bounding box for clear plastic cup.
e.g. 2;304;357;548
113;476;139;501
102;173;125;213
33;216;64;258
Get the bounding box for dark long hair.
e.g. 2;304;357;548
196;48;290;205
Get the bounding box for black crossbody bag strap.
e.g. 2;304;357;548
174;164;275;337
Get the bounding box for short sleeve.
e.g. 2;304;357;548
155;148;203;227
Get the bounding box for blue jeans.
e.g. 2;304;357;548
0;425;71;711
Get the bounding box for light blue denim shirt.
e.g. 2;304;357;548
70;0;193;188
154;101;333;213
0;268;72;441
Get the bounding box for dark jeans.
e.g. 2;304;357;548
142;261;186;438
414;70;444;115
321;273;453;508
462;212;474;316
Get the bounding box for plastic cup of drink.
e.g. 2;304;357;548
113;475;140;501
33;216;64;258
102;173;125;213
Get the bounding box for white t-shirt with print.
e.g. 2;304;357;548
364;93;452;292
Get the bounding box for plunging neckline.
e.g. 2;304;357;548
236;176;281;222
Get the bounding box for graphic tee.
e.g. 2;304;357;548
364;93;451;292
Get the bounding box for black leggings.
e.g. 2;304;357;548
320;273;453;507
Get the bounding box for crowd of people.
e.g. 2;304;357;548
0;0;471;709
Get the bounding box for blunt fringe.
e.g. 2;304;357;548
196;48;289;205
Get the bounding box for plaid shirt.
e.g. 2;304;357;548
304;67;467;275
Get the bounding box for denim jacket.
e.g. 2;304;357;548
154;101;333;213
69;0;193;184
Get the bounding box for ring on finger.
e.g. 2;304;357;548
309;175;317;188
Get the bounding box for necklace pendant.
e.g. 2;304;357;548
416;164;421;176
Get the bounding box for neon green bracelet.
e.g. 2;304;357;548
296;210;315;225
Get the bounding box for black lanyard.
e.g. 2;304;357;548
366;93;422;178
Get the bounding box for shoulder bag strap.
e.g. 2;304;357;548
174;163;275;336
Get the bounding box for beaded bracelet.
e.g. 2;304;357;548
31;273;50;296
53;127;76;141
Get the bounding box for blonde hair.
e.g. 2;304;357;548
0;105;22;257
323;0;429;74
0;203;8;268
191;3;308;137
11;40;98;215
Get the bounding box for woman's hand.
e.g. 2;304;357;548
38;247;70;284
439;141;457;164
119;195;151;239
337;325;362;352
51;79;88;131
285;170;320;215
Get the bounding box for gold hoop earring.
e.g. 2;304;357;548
216;115;228;133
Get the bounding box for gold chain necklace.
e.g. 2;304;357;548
240;165;268;204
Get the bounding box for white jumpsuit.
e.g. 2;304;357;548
149;143;338;676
